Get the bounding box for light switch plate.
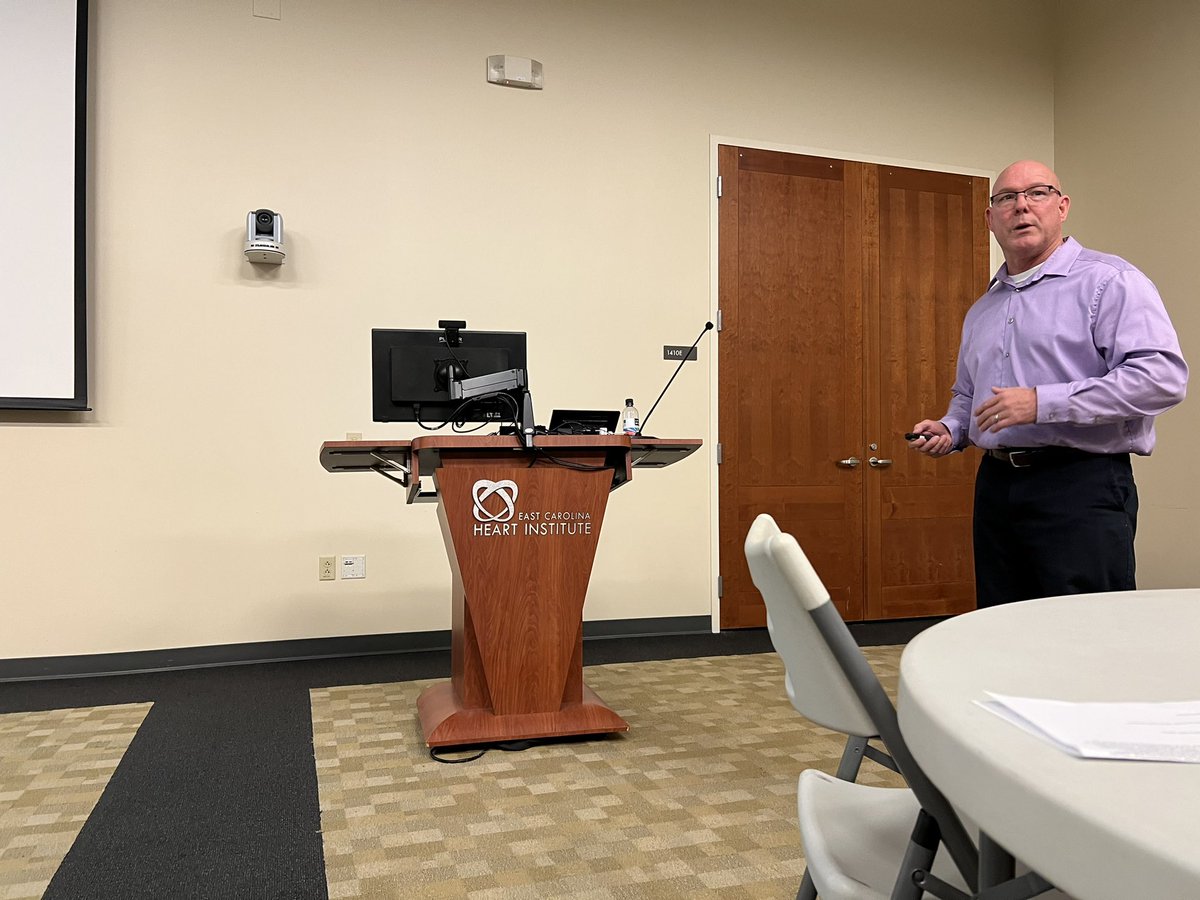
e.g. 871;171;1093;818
340;555;366;579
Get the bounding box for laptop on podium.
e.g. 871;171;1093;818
547;409;620;435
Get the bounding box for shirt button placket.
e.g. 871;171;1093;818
1001;302;1015;372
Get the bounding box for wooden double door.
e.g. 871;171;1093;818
717;147;989;626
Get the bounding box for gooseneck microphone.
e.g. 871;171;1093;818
637;321;714;438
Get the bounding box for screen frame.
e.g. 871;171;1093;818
0;0;89;410
371;327;529;427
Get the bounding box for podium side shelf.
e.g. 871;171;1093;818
320;436;701;503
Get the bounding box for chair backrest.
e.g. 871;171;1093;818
753;514;980;885
744;514;878;737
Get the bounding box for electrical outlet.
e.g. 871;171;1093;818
318;555;336;581
340;554;366;579
345;432;362;442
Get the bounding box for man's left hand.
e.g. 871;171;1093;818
975;386;1037;433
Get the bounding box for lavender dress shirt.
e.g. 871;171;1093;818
943;237;1187;454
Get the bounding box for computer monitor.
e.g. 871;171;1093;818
371;325;529;429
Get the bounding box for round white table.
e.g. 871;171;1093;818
899;590;1200;900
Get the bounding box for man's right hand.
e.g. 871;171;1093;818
906;420;954;457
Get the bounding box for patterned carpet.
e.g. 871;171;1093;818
311;648;905;899
0;703;152;900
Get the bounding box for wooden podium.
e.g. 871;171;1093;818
319;435;700;747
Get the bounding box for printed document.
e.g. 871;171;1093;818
976;693;1200;763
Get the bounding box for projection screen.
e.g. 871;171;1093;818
0;0;88;409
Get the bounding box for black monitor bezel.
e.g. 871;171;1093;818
371;327;528;427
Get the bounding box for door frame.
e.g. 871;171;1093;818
706;135;998;630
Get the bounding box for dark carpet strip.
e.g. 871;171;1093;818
0;621;935;898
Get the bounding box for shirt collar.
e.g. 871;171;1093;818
994;236;1079;287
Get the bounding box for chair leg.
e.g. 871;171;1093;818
796;869;818;900
889;809;940;900
833;734;869;781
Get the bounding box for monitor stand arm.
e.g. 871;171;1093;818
450;368;536;446
520;387;535;445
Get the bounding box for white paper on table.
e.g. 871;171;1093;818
975;693;1200;762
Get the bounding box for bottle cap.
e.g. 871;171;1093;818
625;398;633;405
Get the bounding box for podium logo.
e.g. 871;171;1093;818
472;479;518;523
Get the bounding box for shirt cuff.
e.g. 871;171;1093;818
1035;383;1069;424
940;418;963;448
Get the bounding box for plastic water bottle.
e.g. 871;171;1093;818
622;398;640;436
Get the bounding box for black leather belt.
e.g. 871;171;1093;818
985;447;1105;468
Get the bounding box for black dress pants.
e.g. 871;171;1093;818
973;451;1138;608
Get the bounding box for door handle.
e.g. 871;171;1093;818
836;457;861;468
868;456;893;468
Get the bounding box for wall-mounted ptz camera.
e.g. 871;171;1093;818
244;209;285;264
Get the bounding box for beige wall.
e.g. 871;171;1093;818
1054;0;1200;587
1;0;1059;658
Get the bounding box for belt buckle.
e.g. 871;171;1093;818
1007;450;1034;468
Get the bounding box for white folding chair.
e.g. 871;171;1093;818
746;514;1064;900
745;514;901;900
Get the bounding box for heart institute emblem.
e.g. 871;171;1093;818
472;479;518;523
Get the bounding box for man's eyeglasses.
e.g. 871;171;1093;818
989;185;1062;209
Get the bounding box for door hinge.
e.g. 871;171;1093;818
716;175;722;198
716;442;723;464
716;309;723;331
717;575;724;598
